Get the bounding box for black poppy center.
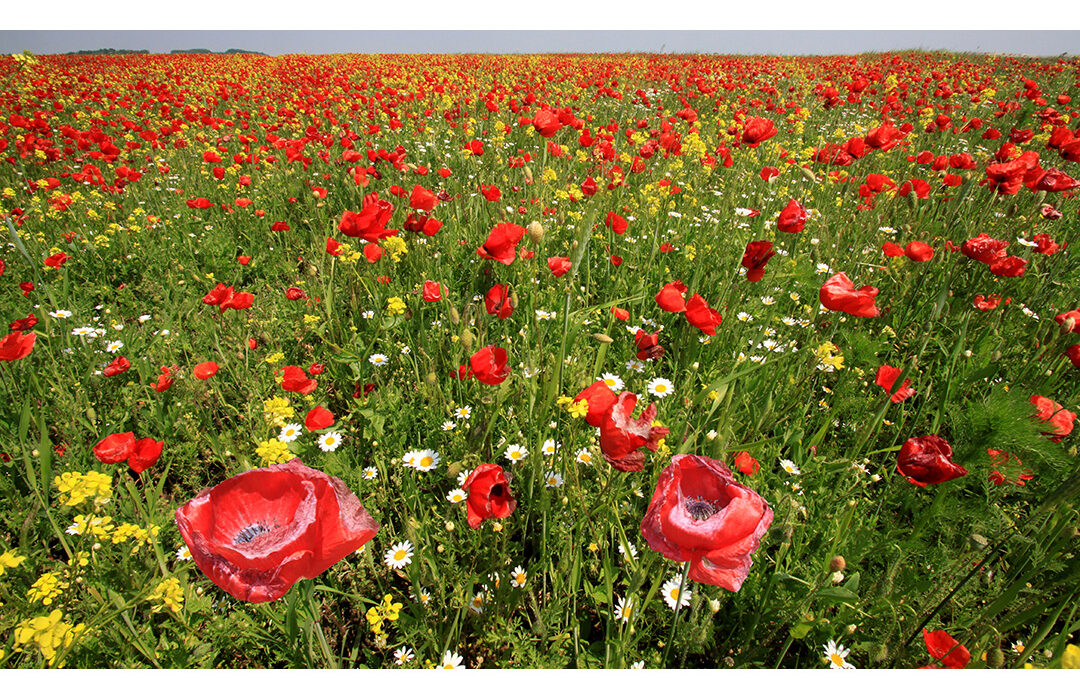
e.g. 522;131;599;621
490;484;504;498
234;522;271;544
683;497;719;521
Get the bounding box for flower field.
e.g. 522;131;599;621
1;49;1080;669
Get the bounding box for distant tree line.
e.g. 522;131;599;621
65;48;268;56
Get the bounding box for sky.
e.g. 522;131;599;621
1;30;1078;57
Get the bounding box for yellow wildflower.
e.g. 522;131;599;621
14;610;85;667
150;577;185;614
53;471;112;508
0;549;27;576
255;439;294;465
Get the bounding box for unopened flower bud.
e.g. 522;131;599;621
527;221;544;244
829;555;846;572
459;330;475;351
592;333;614;344
448;306;461;325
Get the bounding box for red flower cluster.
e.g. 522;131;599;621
93;432;164;474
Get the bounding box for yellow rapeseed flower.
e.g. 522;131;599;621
14;610;85;667
0;549;27;576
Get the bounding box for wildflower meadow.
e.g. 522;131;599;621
1;47;1079;670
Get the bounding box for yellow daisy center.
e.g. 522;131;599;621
393;550;407;561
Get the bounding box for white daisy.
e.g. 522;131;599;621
138;314;152;323
413;588;431;605
625;359;646;373
618;542;638;563
614;595;634;624
49;310;72;319
368;353;388;366
175;545;192;561
360;310;374;319
454;406;472;420
317;432;343;452
541;439;559;456
575;449;593;465
384;541;414;569
823;639;856;669
504;444;528;463
761;296;776;305
446;488;466;503
278;423;302;443
439;650;464;669
105;340;124;353
789;292;801;302
441;420;457;431
400;346;410;355
599;372;625;391
630;660;645;669
647;377;674;398
544;471;564;488
362;466;378;480
510;565;527;588
661;576;692;610
780;458;801;476
111;323;124;331
737;312;754;322
72;327;94;337
393;646;415;665
816;263;833;274
415;449;441;472
535;309;555;321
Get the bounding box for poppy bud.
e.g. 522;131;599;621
987;648;1005;668
591;333;614;344
799;166;818;182
527;221;544;244
425;372;438;385
829;555;846;572
449;307;461;325
460;330;475;351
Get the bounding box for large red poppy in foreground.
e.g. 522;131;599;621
175;459;379;603
641;454;773;592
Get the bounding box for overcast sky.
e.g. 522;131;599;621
1;31;1078;56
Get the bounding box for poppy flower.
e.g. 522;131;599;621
44;252;69;268
882;242;905;257
175;459;379;603
875;365;915;403
987;449;1032;486
973;294;1002;311
152;366;176;393
574;380;619;428
469;346;509;385
129;438;164;474
532;109;561;137
742;241;775;282
819;273;880;318
421;280;445;302
684;294;722;335
741;117;778;147
1066;344;1080;368
409;184;437;211
194;361;219;380
896;435;968;487
1030;394;1076;442
656;281;688;313
640;454;773;592
547;256;571;277
904;241;934;262
733;451;760;476
922;630;971;669
634;329;665;361
605;211;628;234
611;307;630;321
285;287;306;301
221;291;254;311
776;199;807;233
326;237;343;256
462;464;517;529
483;284;514;319
8;312;37;332
477;223;525;265
599;392;670;472
237;255;251;265
103;355;131;377
94;432;136;465
0;331;36;361
988;256;1027;278
338;193;397;241
280;365;318;395
305;406;334;431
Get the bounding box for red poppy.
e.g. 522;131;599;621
285;287;306;301
961;233;1009;265
599;392;669;472
103;355;131;377
129;438;164;474
987;449;1032;486
611;307;630;321
409;184;437;211
922;629;970;669
1055;309;1080;333
421;280;445;302
484;284;515;319
44;252;69;268
882;242;905;257
94;432;136;465
733;451;760;476
270;222;290;232
897;435;968;487
656;281;689;313
741;117;778;148
363;243;384;263
904;241;934;262
574;380;619;428
973;294;1002;311
776;199;807;233
194;361;219;380
480;184;501;202
305;406;334;431
1030;394;1076;442
819;273;880;318
988;256;1027;278
221;291;254;311
742;241;775;282
338;193;397;242
634;329;665;361
684;294;722;335
875;365;915;403
477;222;525;265
547;256;571;277
7;312;35;332
469;345;509;385
462;464;517;529
641;454;773;592
605;211;628;234
152;366;176;393
759;166;780;182
280;365;318;395
175;459;379;603
326;237;343;256
532;109;561;137
1066;344;1080;368
0;331;36;361
236;255;251;265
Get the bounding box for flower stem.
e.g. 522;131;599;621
661;560;692;667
